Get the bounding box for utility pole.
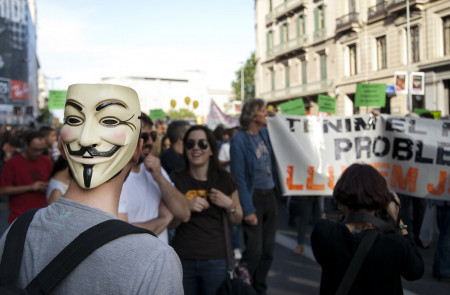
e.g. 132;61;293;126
241;61;245;101
406;0;412;113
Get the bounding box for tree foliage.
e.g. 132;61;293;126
166;108;196;120
231;52;255;101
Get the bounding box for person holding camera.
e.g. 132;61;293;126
311;163;424;294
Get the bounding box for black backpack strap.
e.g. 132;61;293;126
25;219;155;294
335;230;378;295
0;209;40;286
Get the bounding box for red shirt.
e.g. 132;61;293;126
1;154;52;223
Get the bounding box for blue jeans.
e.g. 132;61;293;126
181;258;227;295
434;204;450;279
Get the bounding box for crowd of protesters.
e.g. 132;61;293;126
0;96;448;294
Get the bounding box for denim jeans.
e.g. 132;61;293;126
434;204;450;279
241;189;278;295
181;258;227;295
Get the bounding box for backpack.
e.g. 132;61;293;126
0;209;156;294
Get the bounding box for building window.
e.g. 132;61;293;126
349;44;357;76
266;30;273;52
285;63;290;88
280;23;288;44
269;0;272;12
411;26;420;63
376;36;387;70
444;16;450;55
315;4;325;31
319;52;327;80
297;14;306;37
301;59;307;84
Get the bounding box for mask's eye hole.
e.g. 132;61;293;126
66;116;83;126
101;117;119;126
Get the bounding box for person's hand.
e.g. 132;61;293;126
244;213;258;226
386;192;401;222
31;181;47;192
143;155;162;179
208;188;233;209
189;196;210;213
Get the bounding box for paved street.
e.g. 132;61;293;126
266;200;450;295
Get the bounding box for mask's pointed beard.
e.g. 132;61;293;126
83;164;94;188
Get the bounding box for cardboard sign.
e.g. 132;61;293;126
279;98;306;115
318;94;336;114
149;109;165;120
48;90;67;110
355;83;386;107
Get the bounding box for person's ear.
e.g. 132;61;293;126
58;137;67;160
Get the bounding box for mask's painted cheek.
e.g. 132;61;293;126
102;127;128;146
60;126;75;142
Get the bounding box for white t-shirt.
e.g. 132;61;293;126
46;178;69;202
118;163;173;244
218;142;231;172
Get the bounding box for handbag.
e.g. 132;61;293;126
216;212;256;295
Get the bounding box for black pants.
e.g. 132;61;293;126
241;189;278;295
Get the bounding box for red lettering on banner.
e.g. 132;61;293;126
286;165;303;190
389;164;418;192
427;171;447;195
327;166;335;190
307;166;325;191
372;162;390;178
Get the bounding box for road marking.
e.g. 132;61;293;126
275;231;419;295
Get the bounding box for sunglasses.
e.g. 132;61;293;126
185;139;209;150
140;131;157;142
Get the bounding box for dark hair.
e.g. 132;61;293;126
182;125;224;190
167;120;189;144
239;98;265;130
38;126;54;137
160;134;170;152
213;125;225;142
333;163;391;212
140;112;153;128
24;131;45;145
50;155;69;178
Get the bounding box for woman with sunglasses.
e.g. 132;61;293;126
170;125;243;295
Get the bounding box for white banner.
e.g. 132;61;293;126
267;114;450;201
207;100;239;130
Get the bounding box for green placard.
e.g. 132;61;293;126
318;94;336;114
149;109;165;120
355;83;386;107
413;108;430;116
48;91;67;110
279;98;306;115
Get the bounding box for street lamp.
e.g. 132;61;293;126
45;76;61;90
406;0;412;113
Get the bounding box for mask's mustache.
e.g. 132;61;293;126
66;144;121;157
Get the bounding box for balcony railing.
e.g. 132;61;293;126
260;79;331;101
336;12;360;33
266;11;274;25
268;34;308;58
368;2;386;22
273;0;308;20
386;0;429;14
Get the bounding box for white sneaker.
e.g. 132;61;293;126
233;248;242;260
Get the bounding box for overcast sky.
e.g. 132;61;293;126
37;0;255;91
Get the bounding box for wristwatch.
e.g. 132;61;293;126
228;207;236;214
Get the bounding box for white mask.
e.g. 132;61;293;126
60;84;141;189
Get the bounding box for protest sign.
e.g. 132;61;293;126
267;114;450;201
318;94;336;114
48;91;67;110
355;83;386;107
150;109;165;120
279;98;306;115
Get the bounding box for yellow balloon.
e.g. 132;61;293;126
267;105;274;112
193;100;199;109
185;96;191;105
170;99;176;108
